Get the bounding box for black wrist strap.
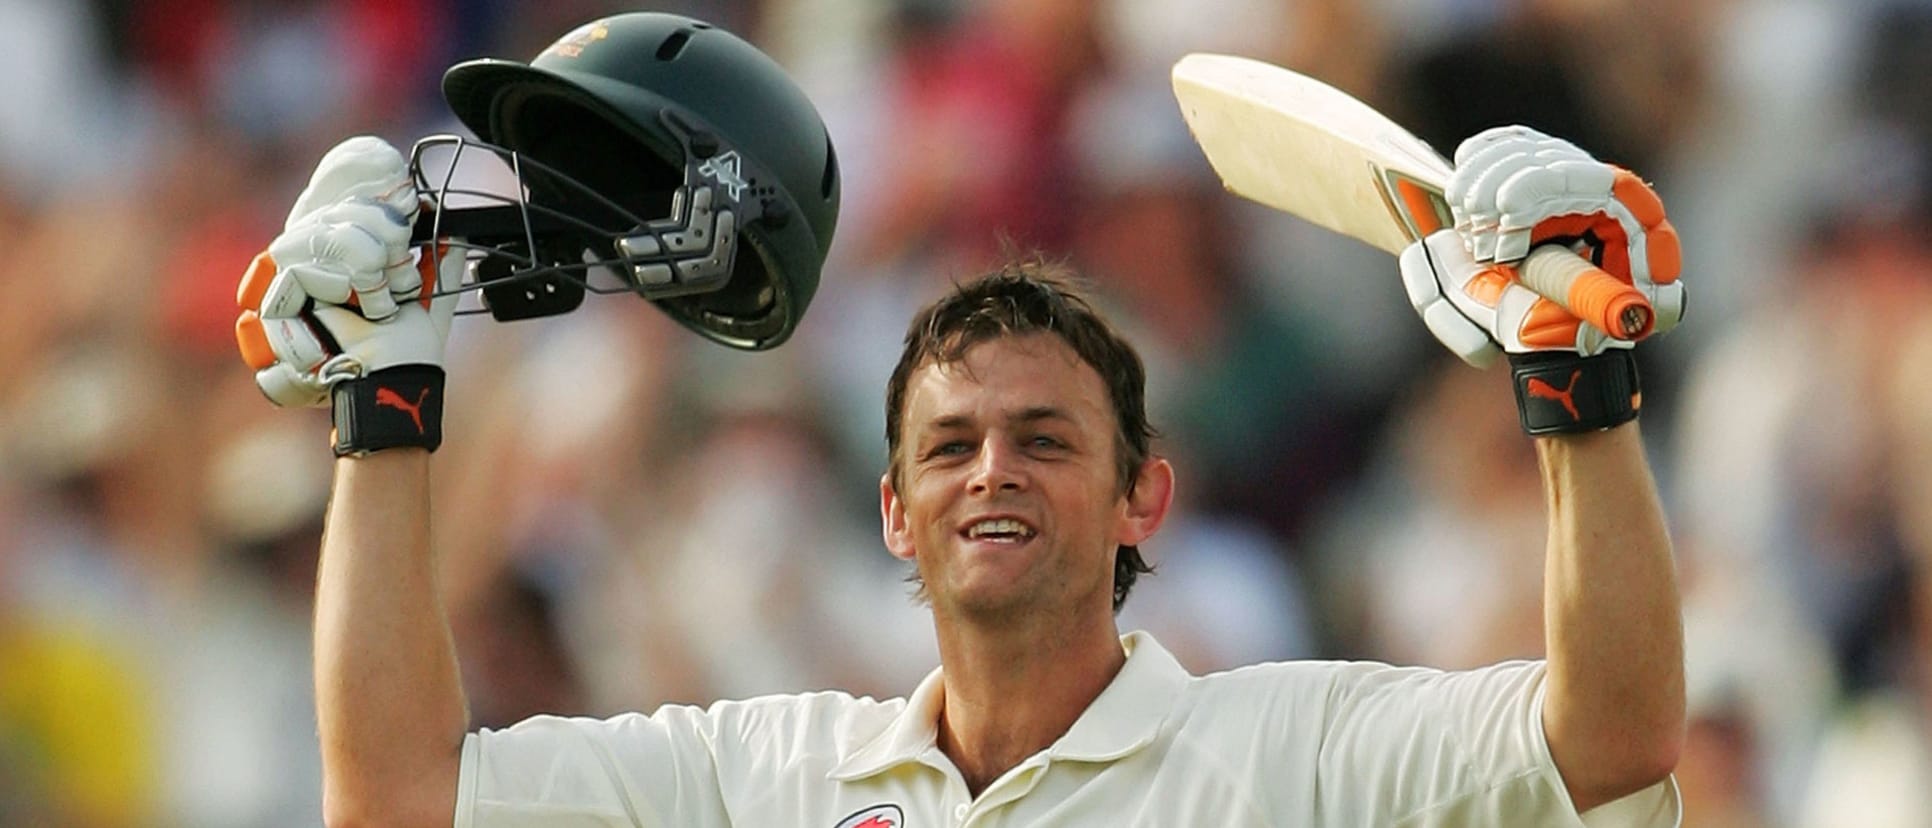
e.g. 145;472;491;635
1507;350;1641;435
332;365;445;457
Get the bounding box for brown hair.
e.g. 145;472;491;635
884;259;1158;611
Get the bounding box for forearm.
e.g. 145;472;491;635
315;449;466;826
1537;423;1685;810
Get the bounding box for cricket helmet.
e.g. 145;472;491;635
419;12;840;349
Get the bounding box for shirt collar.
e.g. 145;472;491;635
829;631;1192;781
829;657;949;781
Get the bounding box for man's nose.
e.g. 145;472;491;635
968;439;1026;495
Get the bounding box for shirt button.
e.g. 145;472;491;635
954;803;969;822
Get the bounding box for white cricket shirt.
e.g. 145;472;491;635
456;632;1679;826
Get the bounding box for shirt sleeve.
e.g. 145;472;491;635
454;707;733;828
1314;659;1680;828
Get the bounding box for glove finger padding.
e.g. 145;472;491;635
270;200;415;321
1452;129;1595;262
1447;126;1687;337
303;244;465;378
1448;126;1556;260
1490;158;1616;260
287;136;419;230
385;243;426;304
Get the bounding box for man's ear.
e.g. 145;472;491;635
881;472;916;561
1116;457;1175;547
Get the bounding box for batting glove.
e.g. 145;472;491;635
1398;127;1687;434
235;136;465;455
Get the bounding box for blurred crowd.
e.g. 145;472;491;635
0;0;1928;825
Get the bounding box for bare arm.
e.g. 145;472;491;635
315;449;465;828
1537;423;1686;812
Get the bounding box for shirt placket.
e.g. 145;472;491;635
953;756;1051;827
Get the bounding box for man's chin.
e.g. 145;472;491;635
935;576;1045;622
934;573;1106;627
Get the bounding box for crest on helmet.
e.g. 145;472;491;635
544;23;609;59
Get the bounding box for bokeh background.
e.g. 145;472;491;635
1;0;1929;824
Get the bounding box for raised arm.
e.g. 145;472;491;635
1535;425;1683;811
1399;126;1688;812
234;137;467;827
316;451;466;828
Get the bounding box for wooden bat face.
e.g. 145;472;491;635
1172;53;1453;256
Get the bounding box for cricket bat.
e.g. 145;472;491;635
1171;53;1653;341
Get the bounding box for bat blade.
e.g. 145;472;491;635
1172;53;1452;255
1170;53;1655;341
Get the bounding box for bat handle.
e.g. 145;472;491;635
1518;246;1654;340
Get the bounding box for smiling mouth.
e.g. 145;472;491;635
962;517;1037;542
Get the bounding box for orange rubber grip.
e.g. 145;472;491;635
1518;246;1655;340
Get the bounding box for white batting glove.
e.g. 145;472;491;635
1399;126;1685;367
1399;127;1685;434
235;137;465;452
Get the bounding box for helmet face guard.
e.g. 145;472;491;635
408;105;797;348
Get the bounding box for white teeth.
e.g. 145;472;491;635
968;519;1034;538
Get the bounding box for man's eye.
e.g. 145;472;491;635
933;441;971;456
1028;435;1063;449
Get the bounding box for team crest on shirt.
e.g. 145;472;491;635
834;804;904;828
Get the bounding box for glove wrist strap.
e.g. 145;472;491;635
331;365;445;457
1507;350;1641;436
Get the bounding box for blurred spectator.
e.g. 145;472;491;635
0;554;157;825
144;416;331;827
457;567;588;729
1066;65;1408;545
1641;0;1870;365
1672;122;1932;822
0;0;147;198
1116;447;1320;672
0;352;169;825
858;0;1109;268
622;362;937;702
1396;0;1717;175
1312;358;1548;668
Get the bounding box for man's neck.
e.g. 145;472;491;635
932;609;1126;796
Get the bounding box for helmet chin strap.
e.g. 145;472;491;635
400;108;786;326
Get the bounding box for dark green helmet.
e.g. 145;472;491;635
419;12;840;350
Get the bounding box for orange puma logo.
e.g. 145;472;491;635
1525;369;1583;420
375;386;432;434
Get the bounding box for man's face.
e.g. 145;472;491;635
882;333;1168;623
